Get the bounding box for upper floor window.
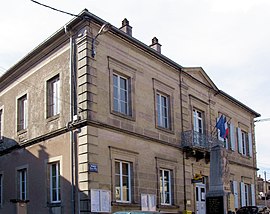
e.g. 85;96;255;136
49;161;61;203
115;160;131;203
17;95;28;131
113;73;131;116
193;109;203;134
17;168;27;200
237;128;252;157
47;75;60;118
156;93;170;129
0;109;2;140
160;169;172;205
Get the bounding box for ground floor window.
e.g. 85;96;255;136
49;161;61;203
160;169;171;205
115;160;131;202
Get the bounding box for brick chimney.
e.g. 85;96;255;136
120;18;132;36
149;37;161;53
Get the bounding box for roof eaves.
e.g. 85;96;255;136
219;90;261;117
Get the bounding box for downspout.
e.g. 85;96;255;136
65;25;76;214
179;68;187;211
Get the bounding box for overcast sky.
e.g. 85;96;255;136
1;0;270;178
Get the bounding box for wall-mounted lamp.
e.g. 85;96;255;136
91;23;112;58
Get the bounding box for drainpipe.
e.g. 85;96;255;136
179;68;187;211
64;25;76;214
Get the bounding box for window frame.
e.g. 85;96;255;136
113;73;131;116
115;160;131;203
47;75;60;118
108;57;136;120
241;131;248;156
18;168;27;201
49;161;61;203
17;94;28;132
159;169;172;205
193;109;204;134
156;92;170;129
110;147;138;204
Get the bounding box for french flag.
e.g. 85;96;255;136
216;115;229;139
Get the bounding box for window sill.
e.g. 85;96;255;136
112;201;140;207
47;202;61;207
46;114;60;123
10;199;29;203
111;111;135;121
17;129;27;135
156;126;174;134
157;204;179;209
238;153;252;159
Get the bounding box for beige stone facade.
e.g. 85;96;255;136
0;10;260;214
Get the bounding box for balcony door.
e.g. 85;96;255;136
193;109;204;146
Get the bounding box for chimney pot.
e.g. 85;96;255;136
150;37;162;53
120;18;132;36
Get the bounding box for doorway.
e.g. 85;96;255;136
196;183;206;214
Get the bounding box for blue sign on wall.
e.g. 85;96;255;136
89;163;98;173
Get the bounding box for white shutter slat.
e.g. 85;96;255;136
233;181;239;208
251;184;255;206
230;123;235;151
237;128;243;154
248;133;253;157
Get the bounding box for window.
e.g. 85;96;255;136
160;169;171;205
113;73;131;116
47;75;60;117
193;109;203;134
0;109;2;140
115;160;131;202
0;174;2;206
237;128;252;157
241;131;248;156
18;169;27;200
17;95;28;131
49;162;61;203
241;183;251;206
156;93;170;129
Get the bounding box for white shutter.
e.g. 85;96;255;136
230;123;235;151
24;98;28;129
237;128;243;154
240;182;246;207
251;184;255;206
233;181;239;208
248;133;253;157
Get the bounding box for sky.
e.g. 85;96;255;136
1;0;270;178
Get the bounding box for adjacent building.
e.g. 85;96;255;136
0;10;260;214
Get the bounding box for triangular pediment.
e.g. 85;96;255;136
183;67;218;91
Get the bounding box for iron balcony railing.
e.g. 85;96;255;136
181;130;223;151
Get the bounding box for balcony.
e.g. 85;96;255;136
181;130;223;161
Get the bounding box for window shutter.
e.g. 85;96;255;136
248;133;253;157
251;184;255;206
237;128;243;154
230;123;235;151
24;98;28;129
240;182;245;207
233;181;239;208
